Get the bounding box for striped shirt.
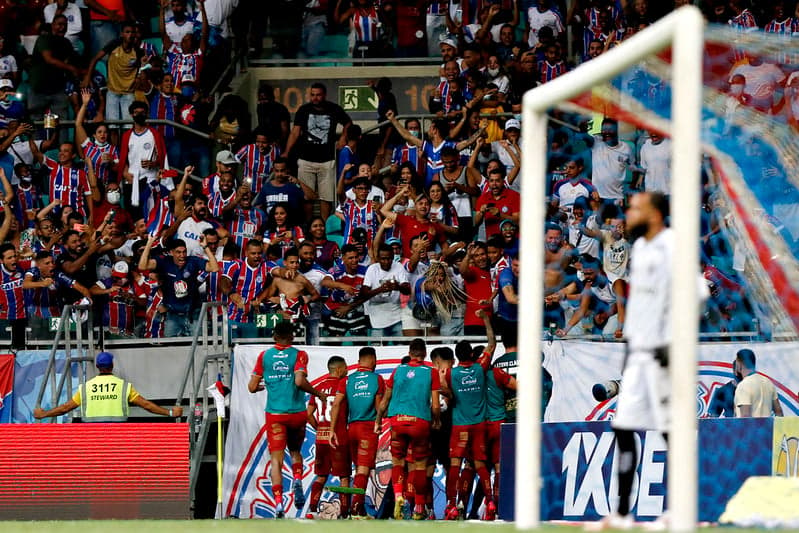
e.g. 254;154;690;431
44;157;90;217
391;143;424;176
97;279;136;336
167;44;203;88
24;267;76;318
352;6;381;42
143;287;165;339
236;143;280;195
81;139;119;187
263;226;305;258
0;265;25;320
422;139;457;187
226;207;265;251
149;91;178;140
14;185;42;229
337;199;379;246
146;196;174;236
224;259;271;323
538;60;568;83
208;190;236;218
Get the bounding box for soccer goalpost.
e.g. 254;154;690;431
517;5;704;532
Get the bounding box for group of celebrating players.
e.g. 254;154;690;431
249;312;517;521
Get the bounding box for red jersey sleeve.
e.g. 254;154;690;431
387;368;397;389
432;367;441;391
294;350;309;374
336;376;348;395
377;374;386;395
252;351;265;376
478;351;492;371
492;367;512;388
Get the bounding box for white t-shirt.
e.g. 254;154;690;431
601;231;630;284
639;137;672;194
567;215;600;259
303;265;333;320
165;16;197;50
734;373;778;417
363;261;409;328
526;7;564;47
126;129;160;183
43;3;83;49
177;217;214;257
0;55;18;78
730;62;785;109
591;138;632;200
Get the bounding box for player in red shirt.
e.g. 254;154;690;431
378;338;442;520
330;346;386;518
306;355;350;518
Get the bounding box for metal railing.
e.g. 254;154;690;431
248;57;440;67
360;112;580;136
174;302;231;503
34;304;96;422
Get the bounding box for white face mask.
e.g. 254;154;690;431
730;84;744;96
487;68;500;77
107;190;121;205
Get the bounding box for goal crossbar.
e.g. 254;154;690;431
517;6;704;531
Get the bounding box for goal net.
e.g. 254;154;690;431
517;5;799;530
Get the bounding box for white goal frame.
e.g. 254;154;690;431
517;6;704;532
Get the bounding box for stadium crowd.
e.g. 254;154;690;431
0;0;792;347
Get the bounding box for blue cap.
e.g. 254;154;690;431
386;237;402;246
96;352;114;368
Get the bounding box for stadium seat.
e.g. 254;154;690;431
325;214;344;247
321;34;350;58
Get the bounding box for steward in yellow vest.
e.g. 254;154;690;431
34;352;184;421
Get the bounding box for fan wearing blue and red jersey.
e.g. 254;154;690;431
248;322;327;517
390;118;424;176
0;241;42;348
379;338;441;520
306;356;350;517
221;240;271;338
237;129;281;196
537;44;569;83
25;251;91;339
32;141;93;219
385;110;486;188
330;347;385;518
335;177;379;247
75;89;119;189
95;261;137;337
226;189;265;252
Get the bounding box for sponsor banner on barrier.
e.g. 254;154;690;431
0;354;13;423
542;341;799;422
223;344;467;519
501;418;774;522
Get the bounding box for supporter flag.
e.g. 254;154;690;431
0;354;14;423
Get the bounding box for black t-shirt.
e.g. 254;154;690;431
56;250;98;303
293;101;351;163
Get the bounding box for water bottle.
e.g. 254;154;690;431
193;402;202;435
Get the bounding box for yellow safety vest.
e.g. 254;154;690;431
79;374;131;422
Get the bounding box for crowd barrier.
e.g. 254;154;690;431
499;418;799;522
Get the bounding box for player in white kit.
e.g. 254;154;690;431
587;191;705;531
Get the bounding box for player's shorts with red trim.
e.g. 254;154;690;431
484;419;503;464
449;422;487;462
315;433;352;477
348;420;379;468
389;415;430;461
265;411;307;453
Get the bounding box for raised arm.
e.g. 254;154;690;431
385;110;423;147
197;0;209;54
138;233;158;271
75;89;93;152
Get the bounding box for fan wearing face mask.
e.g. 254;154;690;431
91;181;133;232
118;100;169;213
